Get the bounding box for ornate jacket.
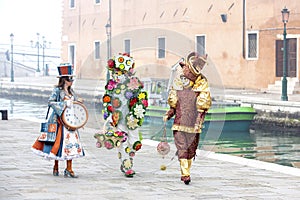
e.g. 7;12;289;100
47;87;78;124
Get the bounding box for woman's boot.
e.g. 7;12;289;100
64;160;78;178
53;160;59;176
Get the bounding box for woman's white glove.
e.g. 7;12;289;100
65;99;73;107
163;115;168;122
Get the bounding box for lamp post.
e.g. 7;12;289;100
31;33;41;73
10;33;14;82
41;36;51;76
281;7;290;101
105;0;112;82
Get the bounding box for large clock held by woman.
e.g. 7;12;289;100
62;101;88;131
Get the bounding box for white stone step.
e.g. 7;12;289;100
267;79;300;94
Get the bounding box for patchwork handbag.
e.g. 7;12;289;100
38;106;57;142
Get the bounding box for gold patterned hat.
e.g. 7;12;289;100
186;52;207;76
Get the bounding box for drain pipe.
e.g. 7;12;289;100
242;0;246;59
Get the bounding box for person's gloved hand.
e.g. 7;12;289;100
194;124;201;133
179;62;186;67
65;99;73;107
77;98;84;103
194;112;206;133
163;115;168;122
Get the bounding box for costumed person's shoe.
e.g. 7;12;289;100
181;176;191;185
53;160;59;176
64;169;78;178
124;169;135;178
53;167;59;176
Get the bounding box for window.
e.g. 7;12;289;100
95;41;100;59
158;37;166;58
68;44;76;67
246;31;259;59
70;0;75;8
95;0;100;4
124;39;130;54
196;35;205;56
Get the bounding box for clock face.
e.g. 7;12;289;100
62;102;88;130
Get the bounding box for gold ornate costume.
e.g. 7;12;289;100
164;52;211;185
167;74;211;133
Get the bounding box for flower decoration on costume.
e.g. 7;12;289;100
133;141;142;151
96;142;102;148
105;129;114;137
112;97;121;108
129;151;135;157
121;134;128;142
111;111;122;127
125;147;131;153
115;140;121;147
107;53;135;74
123;158;133;169
101;54;148;129
120;84;126;90
129;97;138;109
138;91;147;100
133;104;146;119
98;134;106;141
107;59;115;70
103;112;109;120
105;80;118;91
115;88;121;94
103;94;111;103
126;114;139;130
127;77;141;90
107;105;114;112
141;99;148;108
94;129;127;150
125;169;135;177
104;139;114;149
125;91;133;99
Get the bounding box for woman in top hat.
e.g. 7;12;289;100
32;63;85;178
163;52;212;184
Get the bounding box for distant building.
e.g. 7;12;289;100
61;0;300;93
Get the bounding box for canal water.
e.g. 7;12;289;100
1;97;299;168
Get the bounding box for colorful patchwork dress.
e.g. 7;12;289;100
32;87;85;160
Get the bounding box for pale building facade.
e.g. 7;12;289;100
61;0;300;92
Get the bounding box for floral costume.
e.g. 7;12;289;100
95;53;148;177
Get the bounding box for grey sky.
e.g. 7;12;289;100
0;0;62;49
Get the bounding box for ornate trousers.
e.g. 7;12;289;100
173;131;200;160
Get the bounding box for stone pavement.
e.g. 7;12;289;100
1;119;300;200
